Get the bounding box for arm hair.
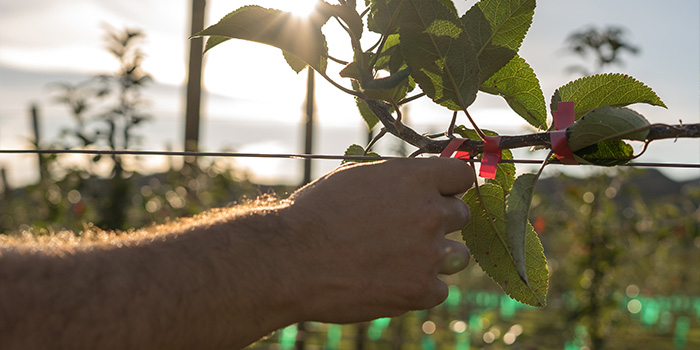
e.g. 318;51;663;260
0;199;309;350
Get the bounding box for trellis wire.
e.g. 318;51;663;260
1;149;699;168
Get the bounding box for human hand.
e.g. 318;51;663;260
281;158;475;323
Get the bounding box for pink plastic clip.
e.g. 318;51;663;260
479;136;502;179
550;101;578;165
440;138;471;159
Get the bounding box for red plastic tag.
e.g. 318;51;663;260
554;101;575;130
479;136;502;179
440;138;471;159
551;101;578;165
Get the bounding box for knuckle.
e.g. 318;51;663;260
417;209;443;231
415;280;448;309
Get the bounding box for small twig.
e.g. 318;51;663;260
447;111;458;138
334;16;365;70
366;36;383;52
536;150;553;179
365;128;387;153
327;55;349;65
317;70;363;97
359;6;371;18
463;109;487;140
408;148;426;158
632;140;651;159
391;100;403;125
398;92;425;105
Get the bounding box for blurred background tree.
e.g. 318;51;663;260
0;27;294;235
48;27;152;230
564;26;640;76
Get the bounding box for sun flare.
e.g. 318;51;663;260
287;0;319;18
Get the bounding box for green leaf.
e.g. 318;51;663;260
551;73;667;120
282;50;307;73
340;57;372;81
203;36;232;52
351;80;381;129
356;98;380;130
568;106;650;151
399;0;480;111
342;144;381;164
439;0;459;15
573;140;635;166
194;5;329;73
319;2;364;39
363;68;412;91
492;148;516;195
374;34;404;73
505;173;537;286
454;126;515;193
462;0;536;83
346;69;411;103
462;184;548;307
480;55;547;129
368;0;406;34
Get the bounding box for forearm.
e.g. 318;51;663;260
0;205;306;350
0;158;474;350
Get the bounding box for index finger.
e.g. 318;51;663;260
429;158;475;196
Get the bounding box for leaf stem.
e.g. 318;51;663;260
317;70;363;97
365;128;387;153
447;111;458;138
334;16;365;70
366;2;405;75
327;55;349;65
397;92;425;105
463;109;487;140
359;6;371;18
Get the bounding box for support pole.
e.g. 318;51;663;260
30;103;46;182
302;68;316;185
184;0;206;163
296;67;316;350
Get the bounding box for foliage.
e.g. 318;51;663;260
564;25;640;76
0;158;293;236
192;0;673;306
52;28;152;159
529;169;700;349
49;27;153;230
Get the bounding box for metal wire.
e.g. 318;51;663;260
1;149;699;168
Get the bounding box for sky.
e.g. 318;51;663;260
1;0;699;186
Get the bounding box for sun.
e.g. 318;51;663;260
255;0;322;18
286;0;320;18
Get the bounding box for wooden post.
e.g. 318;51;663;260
295;67;316;350
302;67;316;185
30;103;46;182
355;323;367;350
0;166;8;193
184;0;206;163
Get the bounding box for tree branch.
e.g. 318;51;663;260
363;98;700;155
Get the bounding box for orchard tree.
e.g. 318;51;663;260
192;0;699;306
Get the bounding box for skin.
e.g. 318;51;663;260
0;158;474;350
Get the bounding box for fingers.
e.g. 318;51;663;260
412;240;470;310
429;158;475;196
442;196;471;234
438;239;471;275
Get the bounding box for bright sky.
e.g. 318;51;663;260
1;0;699;184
